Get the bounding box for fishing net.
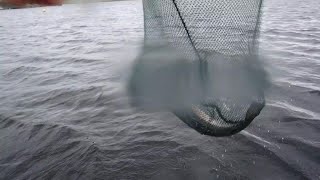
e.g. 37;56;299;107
128;0;268;136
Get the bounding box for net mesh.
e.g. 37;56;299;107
138;0;266;136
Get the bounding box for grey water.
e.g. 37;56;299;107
0;0;319;179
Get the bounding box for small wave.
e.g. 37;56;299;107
0;115;24;129
308;90;320;96
0;124;90;180
17;86;104;109
241;130;278;148
236;132;309;180
4;66;40;77
71;25;88;28
276;136;320;164
36;73;79;86
270;101;319;119
281;116;320;136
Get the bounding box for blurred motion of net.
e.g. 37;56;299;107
128;0;269;136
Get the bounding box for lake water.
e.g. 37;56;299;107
0;0;319;179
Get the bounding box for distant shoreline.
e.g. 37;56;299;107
0;1;132;10
0;4;62;10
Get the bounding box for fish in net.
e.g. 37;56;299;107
128;0;269;136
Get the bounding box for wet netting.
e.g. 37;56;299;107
130;0;267;136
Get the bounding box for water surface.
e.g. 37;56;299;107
0;0;319;179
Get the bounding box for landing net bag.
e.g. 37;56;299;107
128;0;268;136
